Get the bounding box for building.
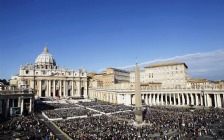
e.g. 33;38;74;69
10;47;88;98
130;62;189;88
89;67;130;88
89;62;224;108
0;90;34;118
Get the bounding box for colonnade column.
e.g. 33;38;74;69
18;97;21;108
195;93;198;106
223;94;224;108
12;99;14;107
178;94;180;105
29;98;32;113
190;93;192;105
187;94;189;105
20;98;24;115
204;93;207;107
214;94;217;107
173;94;176;105
149;94;152;105
200;94;203;106
182;93;185;105
217;94;222;108
5;99;9;118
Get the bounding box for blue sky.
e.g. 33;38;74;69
0;0;224;80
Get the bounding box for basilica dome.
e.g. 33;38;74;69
35;47;56;67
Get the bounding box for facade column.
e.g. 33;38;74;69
151;94;153;105
154;94;156;105
173;94;176;105
190;93;193;105
161;94;164;105
63;80;66;97
71;80;74;97
141;94;144;103
178;93;180;105
48;80;50;97
84;80;88;98
157;94;160;105
77;80;81;96
39;80;42;97
45;80;48;97
181;93;184;105
20;98;24;115
165;93;167;105
59;80;62;97
145;94;148;105
53;80;56;97
187;94;189;105
169;93;172;105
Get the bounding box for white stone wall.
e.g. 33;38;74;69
144;64;188;88
130;64;189;88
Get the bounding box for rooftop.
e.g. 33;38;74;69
144;62;188;69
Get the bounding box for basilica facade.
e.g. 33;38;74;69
11;47;88;98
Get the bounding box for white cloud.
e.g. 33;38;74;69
117;50;224;80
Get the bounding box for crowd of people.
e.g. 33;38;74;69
1;98;224;140
0;114;54;139
52;101;224;140
43;107;98;119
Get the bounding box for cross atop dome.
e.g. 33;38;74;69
43;43;49;54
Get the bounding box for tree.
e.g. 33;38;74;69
0;79;9;85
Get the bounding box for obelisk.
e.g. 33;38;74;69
135;63;143;123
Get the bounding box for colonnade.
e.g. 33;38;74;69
139;92;224;108
89;88;224;108
0;94;34;118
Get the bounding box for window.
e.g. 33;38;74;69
25;70;29;74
